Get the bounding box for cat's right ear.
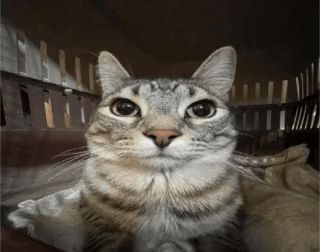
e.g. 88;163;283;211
97;51;131;95
192;46;236;97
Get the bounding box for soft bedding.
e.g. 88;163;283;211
4;144;319;252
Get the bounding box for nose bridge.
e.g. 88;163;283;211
143;115;182;148
144;115;179;131
149;129;178;140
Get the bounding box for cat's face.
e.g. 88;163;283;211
86;47;237;170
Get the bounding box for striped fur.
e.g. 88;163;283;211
81;47;242;251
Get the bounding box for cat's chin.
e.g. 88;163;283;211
145;155;183;169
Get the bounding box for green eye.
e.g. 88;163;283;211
186;100;216;118
111;99;140;117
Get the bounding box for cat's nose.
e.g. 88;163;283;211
144;129;181;148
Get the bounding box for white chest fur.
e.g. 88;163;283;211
85;157;241;251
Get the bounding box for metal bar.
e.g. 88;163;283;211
267;81;274;104
303;69;311;129
279;110;286;131
295;106;303;130
295;77;300;101
40;40;49;81
306;68;309;97
266;110;272;131
300;73;305;98
49;90;65;129
280;80;288;104
253;82;260;130
299;105;307;130
304;105;310;129
311;63;314;94
280;80;288;130
291;107;299;130
243;84;248;103
310;103;317;129
59;49;67;86
299;71;308;129
292;77;301;130
317;101;320;128
17;31;27;75
75;57;82;90
266;81;273;131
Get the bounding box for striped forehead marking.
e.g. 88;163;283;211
129;80;199;98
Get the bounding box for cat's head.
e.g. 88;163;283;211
86;47;237;170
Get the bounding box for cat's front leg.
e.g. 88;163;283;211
80;203;133;251
155;241;195;252
84;231;128;252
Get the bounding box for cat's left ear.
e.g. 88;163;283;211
98;51;131;95
192;46;236;96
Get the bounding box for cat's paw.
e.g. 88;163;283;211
8;200;38;234
18;200;37;211
155;241;194;252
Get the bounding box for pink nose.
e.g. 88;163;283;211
144;129;181;148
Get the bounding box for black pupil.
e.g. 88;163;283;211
116;101;135;115
192;102;212;117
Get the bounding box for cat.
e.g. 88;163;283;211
79;46;243;252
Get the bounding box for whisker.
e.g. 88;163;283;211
41;153;90;178
48;156;89;182
56;151;90;157
52;146;87;159
236;131;257;139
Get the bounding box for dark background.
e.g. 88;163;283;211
2;0;319;85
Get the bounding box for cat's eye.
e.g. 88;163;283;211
110;98;140;117
185;100;216;118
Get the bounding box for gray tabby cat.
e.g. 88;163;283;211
80;46;242;252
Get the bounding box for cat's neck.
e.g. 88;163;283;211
83;154;233;195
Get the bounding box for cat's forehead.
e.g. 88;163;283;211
123;78;209;99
